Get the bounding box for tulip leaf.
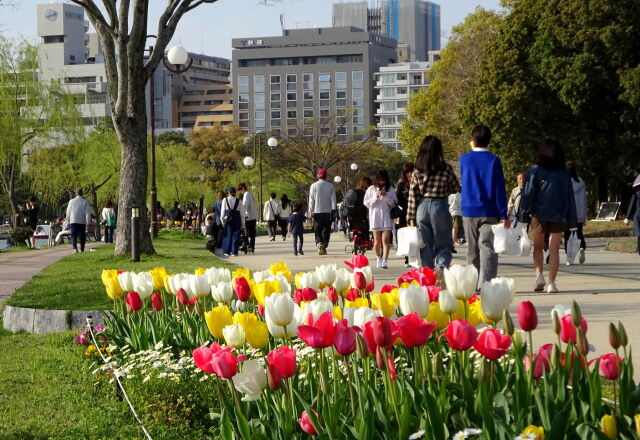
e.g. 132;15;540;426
575;423;610;440
220;409;234;440
423;391;445;440
234;406;251;440
398;396;412;440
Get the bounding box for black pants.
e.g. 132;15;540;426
104;226;114;243
279;219;288;238
564;222;586;252
245;219;257;251
313;212;332;248
70;223;86;251
293;233;303;254
267;220;277;239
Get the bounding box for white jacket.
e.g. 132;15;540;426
242;191;258;221
263;199;282;221
66;196;91;225
572;178;588;223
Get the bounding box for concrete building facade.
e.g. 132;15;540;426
231;27;397;141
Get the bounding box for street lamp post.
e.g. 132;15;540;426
243;133;278;222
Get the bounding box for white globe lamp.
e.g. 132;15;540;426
334;176;342;183
267;137;278;148
243;156;255;168
167;46;188;65
350;163;358;171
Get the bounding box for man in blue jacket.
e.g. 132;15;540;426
460;125;510;287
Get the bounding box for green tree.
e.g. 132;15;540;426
157;130;189;147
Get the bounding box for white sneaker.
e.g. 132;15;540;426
533;274;546;292
380;259;388;269
547;281;558;294
566;261;571;266
376;257;382;268
579;248;585;264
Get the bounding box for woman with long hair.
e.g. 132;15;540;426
364;169;397;268
396;162;415;267
279;194;292;240
565;161;587;264
406;135;459;270
101;200;116;244
519;139;577;293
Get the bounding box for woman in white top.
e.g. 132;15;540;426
364;169;397;269
263;193;282;241
101;200;116;243
279;194;292;241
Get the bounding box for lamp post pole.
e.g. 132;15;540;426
245;134;278;222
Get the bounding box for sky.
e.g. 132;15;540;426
1;0;503;59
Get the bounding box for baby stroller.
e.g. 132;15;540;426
351;228;373;255
237;229;249;254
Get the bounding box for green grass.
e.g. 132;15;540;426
0;246;41;254
6;231;235;311
583;220;631;235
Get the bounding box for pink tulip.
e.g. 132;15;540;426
293;288;318;305
151;292;163;311
344;255;369;269
353;272;367;290
560;314;588;344
267;346;297;379
474;328;512;360
445;319;478;351
594;353;622;380
211;350;238;379
298;410;319;435
234;277;252;302
517;301;538;332
297;311;336;349
333;320;357;356
125;291;142;312
394;313;436;347
525;343;553;378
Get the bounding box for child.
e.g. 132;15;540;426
624;182;640;256
288;204;306;256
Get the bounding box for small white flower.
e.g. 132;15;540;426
409;430;426;439
453;433;468;440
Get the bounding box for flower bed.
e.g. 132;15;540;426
93;258;640;439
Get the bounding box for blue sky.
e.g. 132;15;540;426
1;0;503;59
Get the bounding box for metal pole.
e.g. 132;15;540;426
197;195;204;234
255;134;264;223
149;45;158;239
131;208;140;262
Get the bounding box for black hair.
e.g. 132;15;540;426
270;192;276;199
29;197;37;203
281;194;289;210
415;135;446;175
238;183;247;190
536;139;566;171
471;124;492;147
292;203;301;212
374;169;391;191
173;201;179;207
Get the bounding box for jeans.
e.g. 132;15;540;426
416;198;453;270
267;220;278;239
313;212;332;248
463;216;499;287
70;223;86;251
564;223;586;252
222;224;240;255
293;233;303;254
245;219;256;251
104;226;114;243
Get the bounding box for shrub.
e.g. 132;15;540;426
7;227;33;246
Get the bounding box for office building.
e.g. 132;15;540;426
333;0;441;62
231;27;397;141
178;83;234;130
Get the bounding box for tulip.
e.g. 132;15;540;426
474;328;512;360
266;312;300;338
333;320;357;356
426;301;449;330
333;268;351;292
267;346;297;379
301;299;334;324
125;291;142;312
480;277;515;322
293;288;318;305
399;284;429;317
193;346;217;374
234;277;252;302
371;293;396;317
522;425;544;440
467;299;492;326
269;262;292;283
265;292;295;326
395;313;436;347
205;266;222;285
517;301;538;332
211;349;239;379
222;323;245;348
297;311;336;348
526;344;552;378
346;288;362;301
148;267;166;290
132;272;154;299
151;292;163;311
601;414;617;439
232;359;267;401
426;285;441;302
254;279;280;307
352;271;367;290
252;269;272;283
363;317;395;351
204;305;233;339
503;310;515;336
438;289;458;315
445;319;478;351
406;267;437;287
104;275;125;300
344;254;369;269
178;274;197;299
609;323;621;350
232;267;251;281
559;314;588;344
596;353;622;380
316;263;337;285
245;320;269;349
211;281;233;304
267;364;283;390
443;265;478;300
326;286;338;303
353;307;382;329
189;274;209;298
387;355;397;380
298;272;321;290
177;288;196;306
168;273;185;297
365;275;375;293
298;410;319;435
117;271;135;292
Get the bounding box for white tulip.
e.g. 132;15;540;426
316;264;337;285
399;284;429;317
132;272;154;299
299;272;320;290
205;267;220;285
301;299;334;324
265;293;295;326
211;281;233;304
353;307;382;329
190;274;210;298
550;303;571;319
167;273;182;296
444;265;478;300
222;323;245;347
252;269;272;283
333;268;351;292
438;289;459;314
217;268;232;284
117;271;135;292
350;266;372;289
269;275;291;294
178;274;196;299
266;310;299;338
232;359;267;401
481;277;516;322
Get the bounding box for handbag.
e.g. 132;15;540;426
390;204;402;220
268;200;280;222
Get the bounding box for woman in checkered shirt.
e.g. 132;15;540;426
407;135;460;270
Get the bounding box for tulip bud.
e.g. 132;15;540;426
609;323;621;350
618;322;628;347
550;344;561;369
502;310;515;336
552;310;561;335
512;330;523;349
571;301;582;328
478;359;490;382
375;346;387;371
576;328;589;357
151;292;163;311
601;414;617;440
634;414;640;435
356;332;369;358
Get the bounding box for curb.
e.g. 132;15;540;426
2;305;106;334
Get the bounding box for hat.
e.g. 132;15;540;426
227;186;236;194
317;169;327;178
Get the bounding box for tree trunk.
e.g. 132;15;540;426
89;183;101;241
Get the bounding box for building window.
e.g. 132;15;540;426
255;111;265;128
303;73;313;90
382;88;396;98
271;93;281;101
397;73;407;81
397;100;408;110
238;93;249;110
352;71;364;89
239;112;249;120
271;111;281;119
302;110;313;119
286;92;297;101
352;89;364;107
381;101;396;112
320;109;330;118
271;119;281;127
288;128;297;136
254;93;265;110
335;72;347;89
238;76;249;92
286;74;297;91
254;75;265;93
287;110;297;119
336;90;347;107
319;73;331;91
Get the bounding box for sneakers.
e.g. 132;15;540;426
376;257;382;268
578;248;585;264
380;259;388;269
533;274;546;292
317;243;326;255
299;250;304;255
547;281;558;294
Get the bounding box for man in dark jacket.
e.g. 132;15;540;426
168;202;183;224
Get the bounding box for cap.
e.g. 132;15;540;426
317;169;327;178
227;186;236;194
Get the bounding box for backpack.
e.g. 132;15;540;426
223;198;240;223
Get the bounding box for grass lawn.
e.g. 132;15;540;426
583;220;632;235
6;231;235;311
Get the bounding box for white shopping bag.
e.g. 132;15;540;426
566;231;579;264
492;224;520;255
396;226;421;261
518;224;531;256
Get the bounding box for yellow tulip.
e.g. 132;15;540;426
333;306;343;321
371;293;395;317
204;306;233;339
345;298;369;309
522;425;544;440
634;414;640;435
149;267;167;290
233;311;259;330
425;301;449;331
389;287;401;305
269;262;292;283
245;320;269;349
601;414;617;439
468;300;492;326
101;269;119;288
295;272;304;290
104;275;124;300
232;267;251;281
163;274;175;294
194;267;206;276
254;280;280;307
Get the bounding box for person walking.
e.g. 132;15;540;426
460;125;510;287
519;139;577;293
364;170;398;269
288;203;306;256
214;191;225;248
237;184;257;253
396;163;415;267
101;200;116;244
507;173;525;222
564;161;588;265
308;169;336;255
448;189;462;252
344;177;372;239
168;201;183;225
220;187;246;257
66;188;92;253
624;178;640;256
21;197;39;248
407;136;459;271
337;200;348;236
263;193;282;241
279;194;292;241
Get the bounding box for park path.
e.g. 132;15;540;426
0;242;101;304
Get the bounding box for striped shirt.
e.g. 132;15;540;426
407;165;460;223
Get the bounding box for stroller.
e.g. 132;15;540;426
237;229;249;254
346;216;373;255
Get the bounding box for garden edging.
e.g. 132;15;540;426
2;305;105;334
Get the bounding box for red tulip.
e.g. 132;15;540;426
333;320;357;356
412;267;436;286
176;288;190;305
125;291;142;312
474;328;512;360
525;343;553;378
595;353;622;380
344;255;369;269
354;272;367;290
467;294;480;304
426;286;440;302
387;355;397;380
365;276;375;293
267;364;283;390
326;286;338;303
151;292;163;311
560;314;588;344
363;317;395;352
517;301;538;332
234;277;251;302
396;273;414;285
293;288;318;305
445;319;478;351
211;350;238;379
381;284;395;294
193;346;216;374
346;288;361;301
298;409;319;435
394;313;436;347
267;346;297;379
297;311;336;348
257;304;265;317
